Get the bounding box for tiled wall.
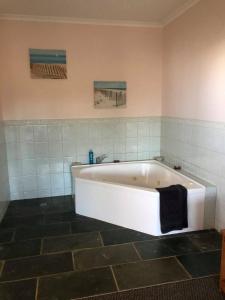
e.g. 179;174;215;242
0;120;10;219
5;117;161;200
5;115;225;229
161;117;225;230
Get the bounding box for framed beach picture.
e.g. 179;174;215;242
94;81;127;108
29;49;67;79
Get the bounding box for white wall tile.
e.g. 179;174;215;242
34;125;48;141
64;173;72;189
23;190;38;199
7;142;21;160
114;139;126;154
49;158;64;173
9;177;23;194
5;126;19;143
37;174;51;190
34;142;49;158
22;175;37;192
36;158;50;175
8;160;22;177
38;188;51;198
63;141;76;157
126;153;138;161
48;125;62;141
126;138;138;153
51;173;64;190
138;121;149;137
21;142;34;159
138;152;151;160
63;157;74;173
51;188;65;197
126;121;138;138
48;141;63;158
62;124;76;141
20;125;34;142
22;159;37;175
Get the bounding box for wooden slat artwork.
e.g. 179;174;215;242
30;63;67;79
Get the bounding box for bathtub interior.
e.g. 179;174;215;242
72;160;204;191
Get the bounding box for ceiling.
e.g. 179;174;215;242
0;0;200;26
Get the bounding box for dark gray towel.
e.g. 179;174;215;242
156;184;188;234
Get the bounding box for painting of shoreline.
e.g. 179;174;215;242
29;49;67;79
94;81;126;108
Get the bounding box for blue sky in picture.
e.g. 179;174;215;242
94;81;126;90
29;49;66;64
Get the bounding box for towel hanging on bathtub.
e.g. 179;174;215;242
156;184;188;234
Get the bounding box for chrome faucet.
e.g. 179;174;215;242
96;154;107;164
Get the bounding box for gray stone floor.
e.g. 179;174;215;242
0;196;222;300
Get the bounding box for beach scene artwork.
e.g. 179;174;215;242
94;81;127;108
29;49;67;79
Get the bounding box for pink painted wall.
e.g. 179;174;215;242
0;20;162;120
163;0;225;122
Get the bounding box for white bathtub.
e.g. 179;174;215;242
72;160;206;236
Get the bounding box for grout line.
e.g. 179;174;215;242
0;270;219;290
14;227;123;243
174;256;192;279
131;242;142;260
40;238;44;255
0;269;77;284
71;251;76;271
2;250;73;263
4;211;73;220
1;247;219;268
110;266;119;291
98;232;104;247
0;260;5;277
73;290;120;300
13;231;73;243
11;230;16;243
35;277;39;300
69;222;72;234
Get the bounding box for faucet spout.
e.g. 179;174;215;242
96;154;107;164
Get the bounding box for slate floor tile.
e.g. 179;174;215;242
74;244;140;270
113;257;189;290
44;212;90;224
15;223;71;241
189;231;222;251
45;196;74;214
177;250;221;278
1;252;73;281
43;232;102;254
38;267;117;300
101;228;154;246
162;236;200;255
5;198;50;217
0;230;14;244
9;198;48;207
0;239;41;260
0;279;37;300
71;219;121;234
134;239;176;260
159;229;213;239
6;196;74;217
0;215;44;229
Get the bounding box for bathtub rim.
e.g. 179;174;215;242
72;160;206;192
